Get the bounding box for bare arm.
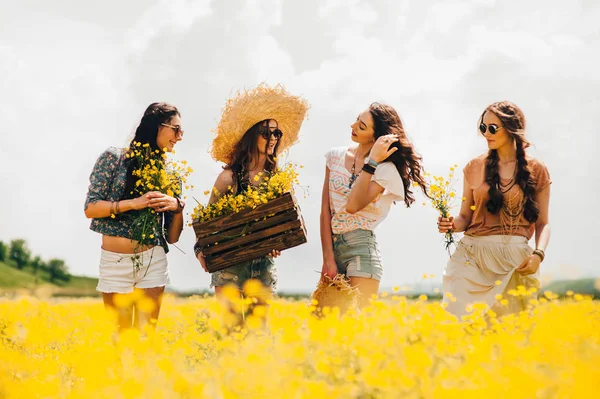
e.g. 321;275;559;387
347;134;399;214
533;185;551;251
208;169;235;205
84;192;160;219
320;167;338;278
516;185;551;275
166;208;184;244
196;169;235;271
345;172;385;214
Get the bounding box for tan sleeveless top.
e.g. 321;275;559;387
464;154;551;239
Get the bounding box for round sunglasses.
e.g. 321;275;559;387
261;128;283;140
479;123;504;135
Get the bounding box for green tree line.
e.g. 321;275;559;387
0;239;70;284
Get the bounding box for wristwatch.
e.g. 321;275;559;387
364;157;379;168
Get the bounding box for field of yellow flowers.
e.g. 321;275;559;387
1;291;599;398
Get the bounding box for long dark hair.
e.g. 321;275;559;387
122;102;180;200
368;103;429;207
225;119;279;191
481;101;539;223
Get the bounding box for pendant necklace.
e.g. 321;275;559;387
348;148;361;189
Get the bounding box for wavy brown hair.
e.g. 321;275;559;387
225;119;279;192
368;103;429;207
480;101;539;223
122;102;180;200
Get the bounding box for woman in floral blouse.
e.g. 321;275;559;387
84;102;185;331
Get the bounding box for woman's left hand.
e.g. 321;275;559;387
148;194;179;212
516;254;541;275
370;134;400;163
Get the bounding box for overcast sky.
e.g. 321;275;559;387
1;0;599;293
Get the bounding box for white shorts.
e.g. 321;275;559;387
96;246;170;294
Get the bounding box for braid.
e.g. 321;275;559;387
515;136;539;223
485;149;503;214
481;101;540;223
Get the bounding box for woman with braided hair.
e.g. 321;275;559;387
437;101;551;317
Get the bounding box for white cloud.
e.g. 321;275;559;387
1;0;599;292
127;0;213;54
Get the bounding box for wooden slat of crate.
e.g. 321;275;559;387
193;193;295;240
204;228;307;272
194;208;299;249
202;218;302;257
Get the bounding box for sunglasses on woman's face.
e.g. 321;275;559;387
161;123;184;138
261;129;283;140
479;123;504;135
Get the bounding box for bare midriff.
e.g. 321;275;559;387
101;235;155;254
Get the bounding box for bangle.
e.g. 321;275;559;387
532;249;545;262
110;201;116;218
362;164;376;175
115;200;120;215
367;158;379;168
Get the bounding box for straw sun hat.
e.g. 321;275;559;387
210;83;310;164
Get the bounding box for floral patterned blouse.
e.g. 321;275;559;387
84;147;174;253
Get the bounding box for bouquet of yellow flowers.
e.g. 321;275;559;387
191;163;300;224
424;165;459;252
125;142;193;269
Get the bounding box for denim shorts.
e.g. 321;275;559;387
210;256;278;292
333;229;383;281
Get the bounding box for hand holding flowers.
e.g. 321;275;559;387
424;165;459;253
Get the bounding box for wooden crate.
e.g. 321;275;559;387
192;192;307;273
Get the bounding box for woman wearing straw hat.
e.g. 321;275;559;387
437;101;551;318
195;84;309;299
319;103;429;309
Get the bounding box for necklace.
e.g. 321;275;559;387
348;148;362;189
499;163;518;193
500;187;525;242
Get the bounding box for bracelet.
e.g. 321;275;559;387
174;197;185;214
367;158;379;168
193;241;203;257
362;164;376;175
110;201;116;218
115;200;120;215
532;249;545;262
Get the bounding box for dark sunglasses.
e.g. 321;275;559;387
479;123;504;135
161;123;184;137
261;128;283;140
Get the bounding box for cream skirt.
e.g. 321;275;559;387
442;235;540;318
